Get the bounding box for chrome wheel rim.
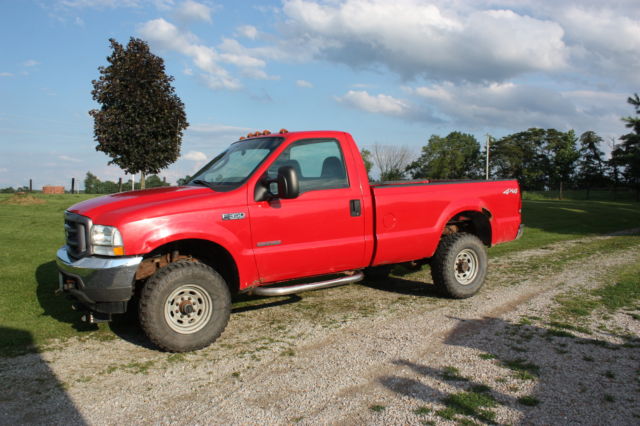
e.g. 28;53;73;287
454;249;479;285
165;284;213;334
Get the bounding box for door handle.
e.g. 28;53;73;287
350;199;361;217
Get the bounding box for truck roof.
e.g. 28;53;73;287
238;129;347;141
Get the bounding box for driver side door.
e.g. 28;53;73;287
248;137;367;284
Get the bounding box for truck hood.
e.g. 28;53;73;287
68;186;229;226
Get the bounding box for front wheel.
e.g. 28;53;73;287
430;233;488;299
139;260;231;352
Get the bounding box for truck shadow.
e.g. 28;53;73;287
107;293;304;350
0;327;86;424
359;275;441;298
378;317;640;423
231;294;302;314
35;261;98;332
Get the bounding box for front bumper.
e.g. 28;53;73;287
56;247;143;314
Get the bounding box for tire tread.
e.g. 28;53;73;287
139;260;231;352
431;232;487;299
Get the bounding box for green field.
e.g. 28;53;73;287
0;192;639;356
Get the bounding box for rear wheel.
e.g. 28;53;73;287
139;260;231;352
431;233;487;299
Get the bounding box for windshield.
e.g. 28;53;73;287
189;137;283;191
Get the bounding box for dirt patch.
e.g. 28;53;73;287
1;193;46;205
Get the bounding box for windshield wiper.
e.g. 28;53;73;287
191;179;217;190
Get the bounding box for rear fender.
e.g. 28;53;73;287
435;200;493;246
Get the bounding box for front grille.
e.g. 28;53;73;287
64;211;91;258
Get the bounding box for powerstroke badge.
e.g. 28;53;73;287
503;188;519;195
221;212;246;220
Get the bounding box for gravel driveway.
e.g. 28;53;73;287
2;234;639;425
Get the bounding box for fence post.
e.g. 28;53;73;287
118;177;122;192
71;178;75;194
29;179;32;192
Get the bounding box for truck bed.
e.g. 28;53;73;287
370;179;521;266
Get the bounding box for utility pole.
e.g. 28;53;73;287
608;137;619;200
485;134;491;180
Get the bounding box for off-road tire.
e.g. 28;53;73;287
139;260;231;352
431;233;487;299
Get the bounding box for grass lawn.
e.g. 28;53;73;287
490;198;640;256
0;192;638;356
0;193;99;355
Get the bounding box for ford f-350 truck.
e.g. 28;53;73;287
57;130;523;352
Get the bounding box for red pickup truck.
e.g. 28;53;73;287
57;130;522;352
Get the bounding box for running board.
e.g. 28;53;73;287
249;272;364;297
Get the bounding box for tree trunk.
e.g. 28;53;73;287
140;172;146;190
559;181;563;200
586;185;590;200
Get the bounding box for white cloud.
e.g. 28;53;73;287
218;39;266;68
185;123;252;148
53;0;175;14
139;18;241;90
266;0;640;90
189;123;251;134
218;39;279;80
23;60;40;67
296;79;313;88
237;25;258;40
280;0;568;82
174;0;212;23
0;72;13;77
559;6;640;84
408;81;629;135
139;18;276;89
336;90;410;116
183;150;207;161
57;0;143;9
58;155;82;163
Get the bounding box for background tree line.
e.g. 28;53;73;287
363;93;640;200
83;172;169;194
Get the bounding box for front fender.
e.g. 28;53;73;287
120;209;258;287
122;211;248;255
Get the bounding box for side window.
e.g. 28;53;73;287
268;139;349;193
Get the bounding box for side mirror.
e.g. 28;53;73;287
277;166;299;199
254;166;299;202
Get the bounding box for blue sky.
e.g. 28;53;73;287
1;0;638;189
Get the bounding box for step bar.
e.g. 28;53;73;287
249;272;364;297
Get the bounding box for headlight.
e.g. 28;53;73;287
91;225;124;256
